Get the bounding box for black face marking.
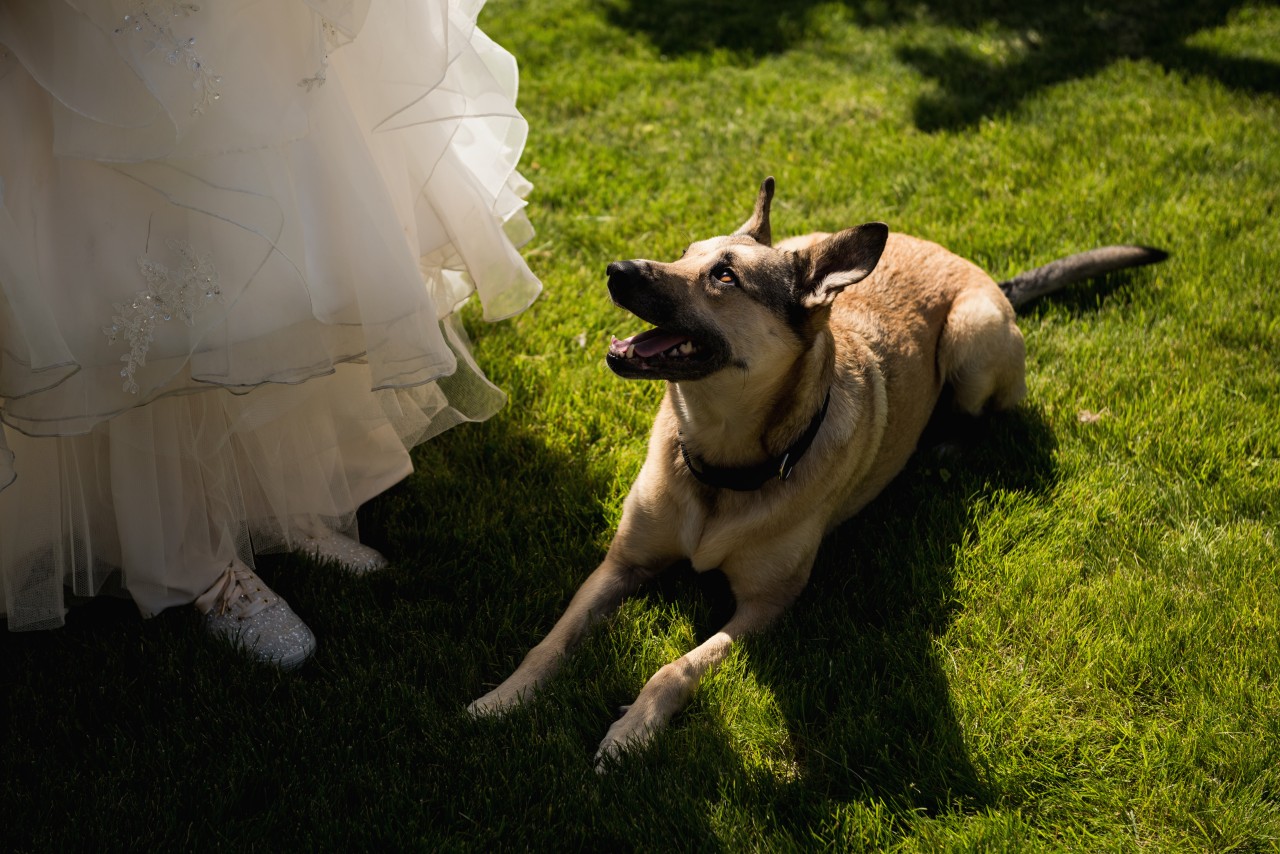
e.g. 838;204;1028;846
605;258;731;381
604;234;828;382
719;251;811;340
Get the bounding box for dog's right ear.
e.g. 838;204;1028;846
734;177;775;246
795;223;889;309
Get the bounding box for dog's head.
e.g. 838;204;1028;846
606;177;888;382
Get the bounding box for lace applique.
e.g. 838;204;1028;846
113;2;223;116
103;239;222;394
299;20;342;92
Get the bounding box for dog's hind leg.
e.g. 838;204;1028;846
940;287;1028;416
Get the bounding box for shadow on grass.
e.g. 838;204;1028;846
600;0;1279;130
609;403;1057;831
0;408;625;850
788;405;1056;809
353;409;621;705
0;310;1101;847
894;0;1280;132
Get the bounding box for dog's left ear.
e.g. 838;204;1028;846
734;177;775;246
796;223;889;309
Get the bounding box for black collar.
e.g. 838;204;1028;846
679;390;832;492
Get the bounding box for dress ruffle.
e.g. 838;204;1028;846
0;0;541;629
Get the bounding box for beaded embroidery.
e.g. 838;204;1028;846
299;21;342;92
103;240;222;394
113;1;223;116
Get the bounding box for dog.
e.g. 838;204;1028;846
468;177;1165;767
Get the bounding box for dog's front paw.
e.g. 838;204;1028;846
593;704;658;772
468;647;564;718
466;683;529;718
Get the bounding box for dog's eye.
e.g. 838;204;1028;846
714;268;737;286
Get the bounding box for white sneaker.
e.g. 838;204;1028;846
298;530;388;576
196;562;316;670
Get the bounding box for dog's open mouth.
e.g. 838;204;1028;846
606;325;721;380
608;328;699;363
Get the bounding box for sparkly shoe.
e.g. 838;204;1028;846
196;562;316;670
297;530;388;575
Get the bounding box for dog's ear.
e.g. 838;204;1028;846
734;177;775;246
796;223;889;309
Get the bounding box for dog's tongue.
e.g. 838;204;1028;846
615;328;688;357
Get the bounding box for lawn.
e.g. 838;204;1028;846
4;0;1279;849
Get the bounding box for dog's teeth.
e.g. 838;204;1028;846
664;342;693;358
626;345;636;358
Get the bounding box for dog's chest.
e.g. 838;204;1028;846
676;490;788;573
685;519;742;573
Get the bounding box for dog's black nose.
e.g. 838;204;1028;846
606;260;641;279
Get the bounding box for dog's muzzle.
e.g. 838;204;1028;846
606;259;648;303
606;259;643;279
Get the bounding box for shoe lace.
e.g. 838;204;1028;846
195;563;279;620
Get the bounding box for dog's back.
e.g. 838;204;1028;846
785;231;1024;523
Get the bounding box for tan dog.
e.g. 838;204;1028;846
468;177;1165;767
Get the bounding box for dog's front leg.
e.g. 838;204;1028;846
593;565;809;770
467;555;655;716
467;494;679;717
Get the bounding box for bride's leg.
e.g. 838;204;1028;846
109;396;316;668
225;368;411;575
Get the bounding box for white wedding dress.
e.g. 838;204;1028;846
0;0;541;629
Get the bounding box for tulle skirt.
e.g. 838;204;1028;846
0;0;542;629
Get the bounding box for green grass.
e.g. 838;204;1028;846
5;0;1280;849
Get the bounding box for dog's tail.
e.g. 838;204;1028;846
999;246;1168;311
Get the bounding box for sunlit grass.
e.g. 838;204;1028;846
4;0;1279;849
